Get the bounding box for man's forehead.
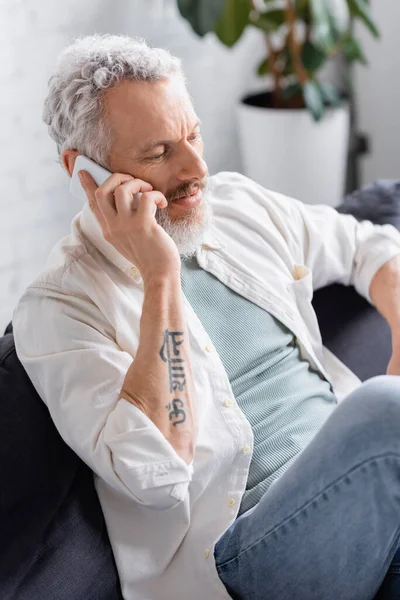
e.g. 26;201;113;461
136;116;201;153
105;78;190;119
105;79;198;149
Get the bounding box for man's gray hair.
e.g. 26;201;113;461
43;33;186;170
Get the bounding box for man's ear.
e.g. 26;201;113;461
61;149;80;177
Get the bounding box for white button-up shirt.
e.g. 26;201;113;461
13;171;400;600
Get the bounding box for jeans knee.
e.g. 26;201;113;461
358;375;400;407
343;375;400;452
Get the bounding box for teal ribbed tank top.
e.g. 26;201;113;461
180;255;337;517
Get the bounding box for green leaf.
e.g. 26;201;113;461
303;80;325;121
309;0;335;50
257;57;269;76
325;0;350;37
309;0;350;50
327;11;346;47
213;0;251;47
348;0;380;38
283;82;302;103
318;80;342;107
301;41;327;72
295;0;309;16
177;0;225;37
250;9;285;35
342;36;368;65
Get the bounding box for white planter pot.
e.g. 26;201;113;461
237;98;350;207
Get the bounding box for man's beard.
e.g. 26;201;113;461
155;176;214;260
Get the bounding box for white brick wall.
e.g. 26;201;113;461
354;0;400;185
0;0;264;332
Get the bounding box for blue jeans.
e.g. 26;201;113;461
213;375;400;600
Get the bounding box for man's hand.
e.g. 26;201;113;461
79;170;181;284
370;254;400;376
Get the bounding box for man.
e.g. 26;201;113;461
12;33;400;600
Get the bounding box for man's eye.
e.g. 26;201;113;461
152;151;167;160
150;133;200;159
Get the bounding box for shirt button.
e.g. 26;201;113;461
223;399;233;408
242;445;251;454
204;548;211;559
227;497;236;507
130;266;139;276
205;345;213;353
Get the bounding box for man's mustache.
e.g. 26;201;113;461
166;177;208;203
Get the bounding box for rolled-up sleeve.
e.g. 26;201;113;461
13;286;193;511
284;196;400;302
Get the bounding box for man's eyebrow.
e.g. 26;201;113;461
137;119;202;155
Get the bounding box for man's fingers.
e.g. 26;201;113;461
95;172;136;199
78;170;107;230
78;169;98;211
114;178;154;217
78;169;165;236
78;170;97;199
136;190;167;220
92;173;153;222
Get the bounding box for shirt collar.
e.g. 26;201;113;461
79;202;225;284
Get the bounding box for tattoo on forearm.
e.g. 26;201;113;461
164;398;186;426
160;329;187;426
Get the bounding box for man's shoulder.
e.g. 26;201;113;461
209;170;253;190
208;171;260;210
12;225;100;350
16;215;95;304
208;171;296;217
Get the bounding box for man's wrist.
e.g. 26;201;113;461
143;270;181;289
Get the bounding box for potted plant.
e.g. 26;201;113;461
177;0;379;206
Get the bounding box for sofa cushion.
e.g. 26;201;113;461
0;328;123;600
337;179;400;228
312;283;392;381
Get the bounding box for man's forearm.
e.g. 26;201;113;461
120;275;197;465
370;253;400;351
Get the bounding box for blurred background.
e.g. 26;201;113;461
0;0;399;333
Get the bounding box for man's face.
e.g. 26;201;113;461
100;76;212;257
105;77;209;217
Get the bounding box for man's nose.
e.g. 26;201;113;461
177;145;208;182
